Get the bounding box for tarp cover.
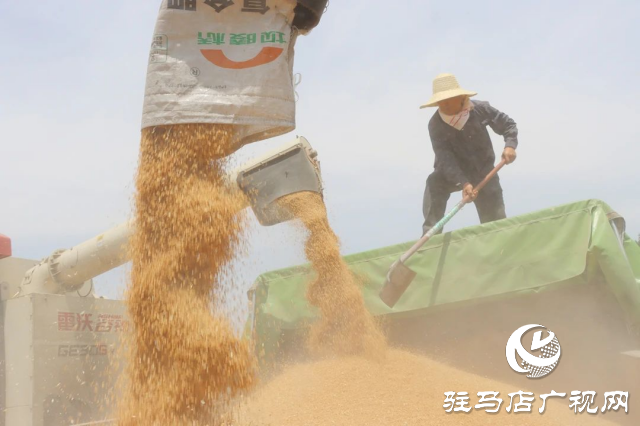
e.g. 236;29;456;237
247;199;640;352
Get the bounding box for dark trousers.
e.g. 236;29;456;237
422;172;506;235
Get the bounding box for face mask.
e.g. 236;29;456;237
439;97;473;131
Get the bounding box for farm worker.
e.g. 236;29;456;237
420;73;518;235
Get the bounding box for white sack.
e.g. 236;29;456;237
142;0;298;147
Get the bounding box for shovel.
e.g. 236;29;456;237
379;159;507;308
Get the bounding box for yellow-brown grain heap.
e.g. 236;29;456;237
119;124;256;425
241;349;617;426
279;192;386;358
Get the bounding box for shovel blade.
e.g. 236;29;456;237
379;260;417;308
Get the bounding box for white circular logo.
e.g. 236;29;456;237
505;324;561;379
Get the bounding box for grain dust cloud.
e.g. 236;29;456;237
116;127;619;426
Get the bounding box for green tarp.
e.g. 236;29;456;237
247;199;640;356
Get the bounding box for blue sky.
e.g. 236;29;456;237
1;1;639;319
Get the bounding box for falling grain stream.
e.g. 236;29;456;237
119;124;255;425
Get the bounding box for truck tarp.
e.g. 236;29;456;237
247;199;640;354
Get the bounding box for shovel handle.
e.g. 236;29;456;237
399;159;507;263
462;159;507;203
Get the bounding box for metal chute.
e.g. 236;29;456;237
235;136;323;226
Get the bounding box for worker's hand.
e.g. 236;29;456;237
502;147;517;164
462;183;478;202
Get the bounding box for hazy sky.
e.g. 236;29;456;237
1;1;639;313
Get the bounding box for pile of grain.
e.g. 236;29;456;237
241;348;616;426
118;124;256;425
279;192;386;358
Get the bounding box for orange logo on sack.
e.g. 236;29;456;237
200;47;283;69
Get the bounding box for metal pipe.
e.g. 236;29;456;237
20;221;132;295
19;168;252;296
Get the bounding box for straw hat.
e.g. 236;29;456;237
420;73;477;109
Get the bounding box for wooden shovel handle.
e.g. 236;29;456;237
463;159;507;203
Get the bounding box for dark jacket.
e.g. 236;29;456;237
428;100;518;187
